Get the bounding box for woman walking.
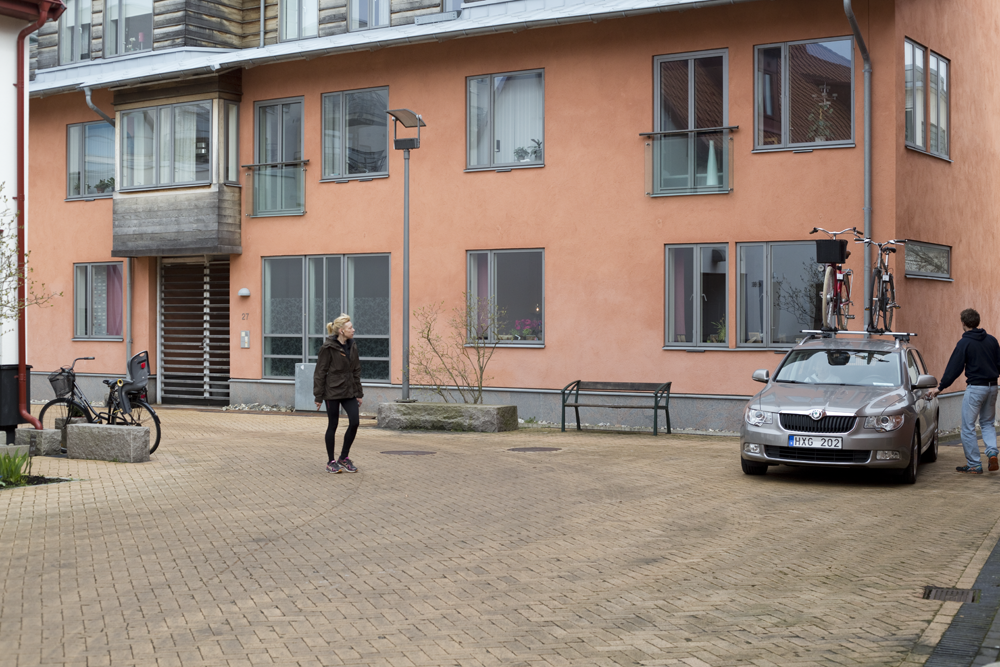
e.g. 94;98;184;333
314;314;363;473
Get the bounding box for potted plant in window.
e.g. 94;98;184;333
94;177;115;194
807;84;837;142
529;138;543;161
513;146;530;162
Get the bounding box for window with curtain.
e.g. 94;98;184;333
738;242;822;347
665;244;728;346
105;0;152;56
74;263;124;338
67;121;114;198
254;98;305;215
59;0;92;64
467;70;544;169
263;254;390;379
322;87;389;179
467;250;544;344
280;0;318;41
755;37;854;149
121;101;211;189
349;0;389;30
653;50;729;196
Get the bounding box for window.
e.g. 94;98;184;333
665;244;728;346
104;0;152;56
224;102;240;184
467;70;544;169
67;121;114;198
905;41;949;158
59;0;91;64
74;263;123;338
263;254;390;379
349;0;389;30
121;101;212;190
322;88;389;180
905;241;951;279
755;37;854;149
738;242;822;346
467;250;544;344
280;0;318;41
651;50;729;196
443;0;461;12
928;52;949;157
904;40;925;149
254;98;305;216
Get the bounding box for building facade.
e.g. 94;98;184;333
25;0;1000;430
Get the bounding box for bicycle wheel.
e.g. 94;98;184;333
836;270;852;330
111;399;161;454
880;272;896;332
869;269;883;331
821;265;836;329
38;398;94;452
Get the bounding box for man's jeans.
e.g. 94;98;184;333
961;384;999;467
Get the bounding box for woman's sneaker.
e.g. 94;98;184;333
326;460;342;473
956;464;984;474
338;458;358;473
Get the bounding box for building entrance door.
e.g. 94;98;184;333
160;257;230;404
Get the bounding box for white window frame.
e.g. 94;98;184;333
74;262;124;340
664;243;729;348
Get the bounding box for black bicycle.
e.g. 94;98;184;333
38;351;161;454
856;237;906;333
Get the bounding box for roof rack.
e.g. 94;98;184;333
798;329;917;347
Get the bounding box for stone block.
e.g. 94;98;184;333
377;402;518;432
0;444;29;459
14;428;63;456
66;424;150;462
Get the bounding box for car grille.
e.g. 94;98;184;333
780;413;857;434
764;446;871;464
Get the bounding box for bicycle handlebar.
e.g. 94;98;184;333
855;238;908;247
811;227;858;238
68;356;95;371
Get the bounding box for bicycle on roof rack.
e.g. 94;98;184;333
856;236;906;333
37;351;161;454
810;226;862;331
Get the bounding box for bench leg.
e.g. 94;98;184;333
574;407;581;431
561;404;566;432
653;408;658;437
666;406;671;435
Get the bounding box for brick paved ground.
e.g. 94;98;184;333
3;408;1000;666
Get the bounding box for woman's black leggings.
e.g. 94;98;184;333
324;398;360;462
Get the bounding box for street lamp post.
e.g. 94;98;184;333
386;109;425;403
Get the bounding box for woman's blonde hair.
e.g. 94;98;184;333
327;313;351;336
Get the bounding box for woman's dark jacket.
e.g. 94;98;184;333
313;336;364;401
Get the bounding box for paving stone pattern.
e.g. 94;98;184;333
3;409;1000;666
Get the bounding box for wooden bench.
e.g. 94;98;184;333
560;381;672;435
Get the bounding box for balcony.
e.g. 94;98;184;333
245;160;308;217
643;127;736;197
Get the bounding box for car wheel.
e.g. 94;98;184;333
921;417;939;463
899;430;919;484
741;457;768;476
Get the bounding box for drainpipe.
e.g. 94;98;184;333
126;258;132;363
844;0;872;330
259;0;265;47
17;0;64;429
83;86;114;127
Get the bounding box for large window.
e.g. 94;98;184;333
651;51;729;196
105;0;152;57
67;121;114;198
467;70;544;169
263;254;390;379
322;88;389;180
905;241;951;279
224;102;240;184
280;0;318;41
665;244;728;346
905;40;949;158
121;101;211;190
738;242;822;346
59;0;91;64
74;263;123;339
254;98;305;216
349;0;389;30
468;250;544;344
755;37;854;149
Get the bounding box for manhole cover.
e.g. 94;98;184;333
380;450;436;456
508;447;561;453
923;587;980;603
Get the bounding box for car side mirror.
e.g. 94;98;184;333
752;369;770;383
914;374;938;389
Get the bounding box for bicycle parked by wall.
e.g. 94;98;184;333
855;236;907;333
810;226;861;331
38;351;161;454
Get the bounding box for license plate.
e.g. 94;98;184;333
788;435;843;449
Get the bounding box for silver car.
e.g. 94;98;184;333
740;333;940;483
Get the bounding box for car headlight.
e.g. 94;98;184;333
864;414;906;432
745;408;773;427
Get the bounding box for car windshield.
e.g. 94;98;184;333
774;349;902;387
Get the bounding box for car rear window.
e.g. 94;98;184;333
774;349;901;387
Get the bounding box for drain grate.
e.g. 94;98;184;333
923;586;981;603
380;450;436;456
508;447;561;453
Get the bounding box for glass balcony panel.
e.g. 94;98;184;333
253;164;305;215
649;130;728;196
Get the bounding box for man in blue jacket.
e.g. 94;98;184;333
928;308;1000;474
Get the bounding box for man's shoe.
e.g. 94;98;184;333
957;465;984;474
338;458;358;473
989;456;998;472
326;460;342;473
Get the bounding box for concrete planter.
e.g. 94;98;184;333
14;429;63;456
377;402;518;432
66;424;150;462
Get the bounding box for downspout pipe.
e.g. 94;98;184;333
83;86;114;126
259;0;265;48
844;0;872;330
18;0;64;429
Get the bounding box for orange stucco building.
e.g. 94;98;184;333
24;0;1000;430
